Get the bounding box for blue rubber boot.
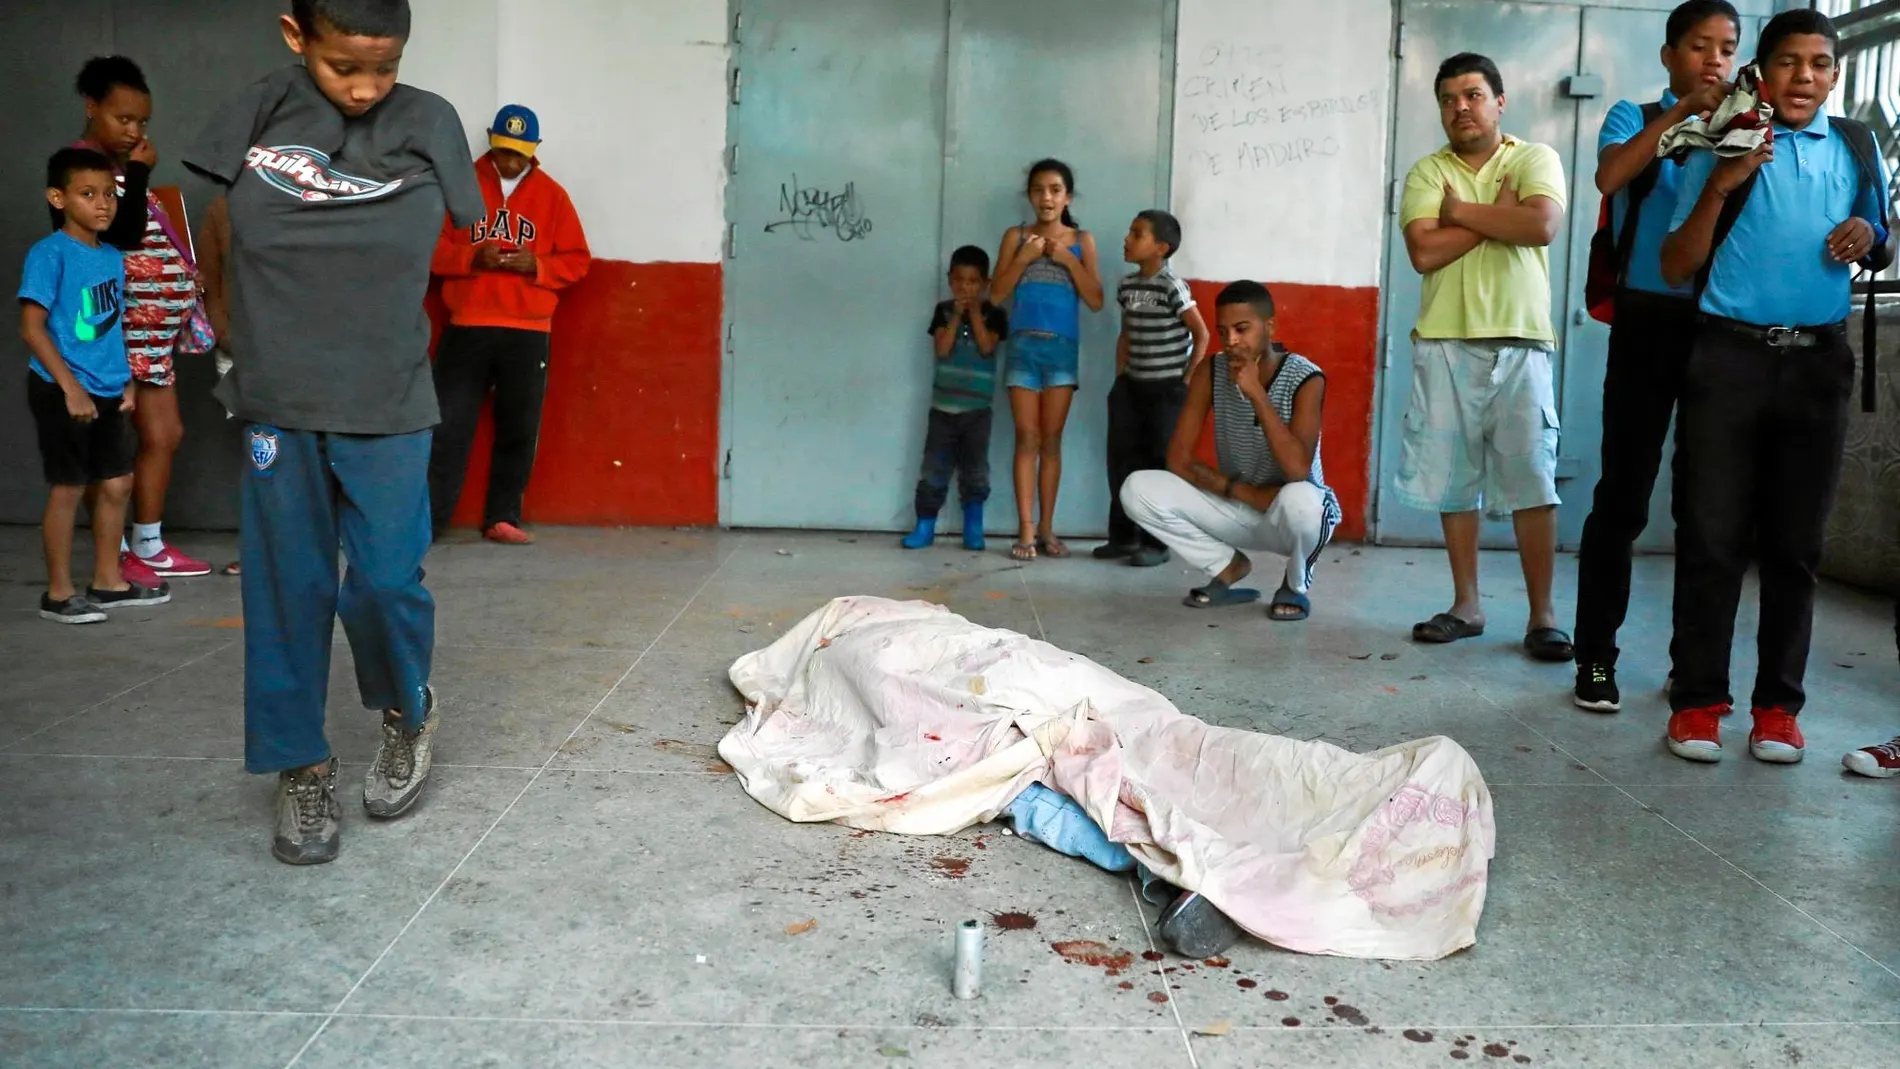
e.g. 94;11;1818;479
901;516;937;550
961;501;986;551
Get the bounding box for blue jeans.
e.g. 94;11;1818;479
1007;783;1134;871
1007;784;1172;901
914;407;992;518
241;426;435;774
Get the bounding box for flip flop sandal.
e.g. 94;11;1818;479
1268;584;1310;622
1412;612;1484;643
1037;537;1070;559
1183;578;1261;608
1010;542;1037;563
1524;627;1576;663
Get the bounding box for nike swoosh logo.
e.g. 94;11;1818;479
75;283;121;342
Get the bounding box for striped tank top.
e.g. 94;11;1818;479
120;183;197;365
1211;346;1342;526
1010;235;1083;340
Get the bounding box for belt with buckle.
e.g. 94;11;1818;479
1698;314;1844;349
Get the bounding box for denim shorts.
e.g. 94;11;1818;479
1393;338;1561;517
1004;332;1079;391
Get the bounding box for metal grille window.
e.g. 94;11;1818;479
1821;0;1900;282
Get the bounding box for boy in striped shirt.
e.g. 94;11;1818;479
1097;210;1209;567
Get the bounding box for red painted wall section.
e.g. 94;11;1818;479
434;260;723;528
1184;280;1378;542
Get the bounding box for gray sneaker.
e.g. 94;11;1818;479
272;759;341;865
364;686;439;819
1159;890;1243;959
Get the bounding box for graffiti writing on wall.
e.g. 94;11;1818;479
764;175;873;242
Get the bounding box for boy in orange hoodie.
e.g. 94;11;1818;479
428;104;591;544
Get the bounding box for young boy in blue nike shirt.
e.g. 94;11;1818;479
19;147;171;625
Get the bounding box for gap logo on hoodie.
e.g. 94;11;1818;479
471;208;536;246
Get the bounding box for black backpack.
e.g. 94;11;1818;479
1584;102;1668;324
1699;115;1896;412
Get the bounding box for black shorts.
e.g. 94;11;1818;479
26;372;137;486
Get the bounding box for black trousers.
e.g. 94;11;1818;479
914;407;992;517
1573;291;1696;666
427;325;551;534
1106;374;1187;548
1670;322;1855;715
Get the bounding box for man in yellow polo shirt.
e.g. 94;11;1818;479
1396;52;1572;663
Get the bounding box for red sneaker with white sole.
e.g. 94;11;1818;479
483;522;534;545
139;542;212;577
1666;704;1729;763
1843;736;1900;778
1747;706;1805;764
119;551;166;589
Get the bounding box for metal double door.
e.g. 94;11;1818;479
723;0;1174;533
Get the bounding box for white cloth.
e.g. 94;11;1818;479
721;596;1496;960
1120;469;1332;592
499;171;525;200
1658;63;1774;160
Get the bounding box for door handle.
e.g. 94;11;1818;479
1563;73;1603;98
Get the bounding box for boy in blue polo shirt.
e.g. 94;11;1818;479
1572;1;1741;713
19;147;171;624
1659;8;1891;765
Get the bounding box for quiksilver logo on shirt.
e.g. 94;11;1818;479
245;145;403;203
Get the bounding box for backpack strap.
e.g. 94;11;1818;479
1830;116;1892;412
1611;101;1669;288
1833;117;1895;271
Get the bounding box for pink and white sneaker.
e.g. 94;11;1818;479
138;542;212;578
119;551;167;589
1843;736;1900;779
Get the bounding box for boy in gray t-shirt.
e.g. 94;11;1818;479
184;0;483;866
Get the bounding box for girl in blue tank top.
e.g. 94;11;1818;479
989;158;1103;562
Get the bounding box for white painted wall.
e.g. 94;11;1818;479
406;0;730;264
407;0;1400;279
1169;0;1393;287
402;0;498;154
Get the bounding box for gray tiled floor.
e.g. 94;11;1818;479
1;525;1895;1069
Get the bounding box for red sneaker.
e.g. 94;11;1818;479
139;541;212;577
1748;706;1805;764
1843;736;1900;778
1666;704;1730;763
119;551;167;590
483;522;534;546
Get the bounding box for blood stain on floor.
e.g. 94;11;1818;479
1048;940;1135;977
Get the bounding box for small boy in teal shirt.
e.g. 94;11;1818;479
19;147;170;623
902;245;1008;550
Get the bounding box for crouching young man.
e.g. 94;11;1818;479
1119;281;1341;621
